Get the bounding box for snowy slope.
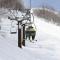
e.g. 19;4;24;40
0;10;60;60
33;16;60;60
26;16;60;60
0;17;37;60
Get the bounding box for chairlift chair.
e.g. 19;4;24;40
10;21;17;34
10;26;17;34
25;24;36;40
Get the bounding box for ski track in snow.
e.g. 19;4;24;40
0;14;60;60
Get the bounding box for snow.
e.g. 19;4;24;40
0;11;60;60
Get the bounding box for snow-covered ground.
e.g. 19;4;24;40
0;13;60;60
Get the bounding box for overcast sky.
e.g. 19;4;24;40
24;0;60;11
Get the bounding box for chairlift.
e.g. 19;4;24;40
25;11;36;40
10;21;17;34
25;24;36;40
10;26;17;34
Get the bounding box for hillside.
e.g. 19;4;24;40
33;8;60;25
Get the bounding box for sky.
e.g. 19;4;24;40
23;0;60;11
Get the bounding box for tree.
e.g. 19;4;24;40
33;6;60;25
0;0;24;11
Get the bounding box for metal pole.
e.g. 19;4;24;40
30;0;31;9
